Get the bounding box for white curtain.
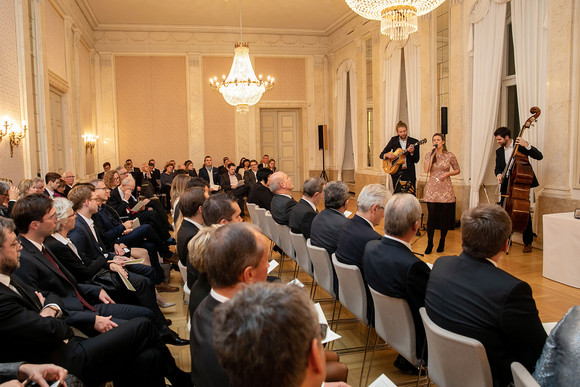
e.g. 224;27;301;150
468;0;507;207
404;35;421;142
335;59;358;181
511;0;548;188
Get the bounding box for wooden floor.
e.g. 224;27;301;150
161;200;580;386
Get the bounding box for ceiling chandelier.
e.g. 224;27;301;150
209;1;274;113
344;0;446;41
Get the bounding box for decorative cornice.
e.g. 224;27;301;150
48;70;69;93
314;55;325;69
450;0;463;6
74;0;99;29
187;53;200;67
99;52;112;67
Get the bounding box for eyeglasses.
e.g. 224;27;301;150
8;239;21;248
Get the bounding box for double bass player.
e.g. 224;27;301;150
494;126;543;253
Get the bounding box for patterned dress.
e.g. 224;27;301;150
423;151;459;229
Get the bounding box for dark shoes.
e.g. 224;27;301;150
425;242;434;255
394;354;419;375
437;240;445;253
156;282;179;292
166;237;177;246
523;244;533;253
162;329;190;346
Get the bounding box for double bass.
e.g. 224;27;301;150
501;106;541;232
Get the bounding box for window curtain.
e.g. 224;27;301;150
335;59;358;181
404;35;421;141
382;42;403;191
468;0;508;207
511;0;548;188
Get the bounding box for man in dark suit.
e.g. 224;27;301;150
379;121;420;194
425;204;547;386
269;171;297;225
108;176;173;243
247;168;274;210
335;184;389;324
494;126;543;253
0;217;190;387
289;177;324;239
243;159;259;186
364;194;431;372
175;187;207;285
310;181;350;256
220;163;248;217
190;223;270;387
198;156;222;193
43;172;62;199
125;159;142;187
61;171;75;198
259;154;270;169
97;161;111;180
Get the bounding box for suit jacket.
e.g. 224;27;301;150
107;187;135;218
243;169;257;186
190;294;230;387
97;171;105;179
14;236;101;331
68;215;112;269
425;252;547;385
92;204;126;246
199;167;222;187
289;198;317;239
310;208;349;255
63;185;72;198
219;172;243;192
247;183;273;211
129;167;142;187
363;236;431;355
379;135;420;181
335;214;381;274
0;276;72;364
177;219;200;269
45;235;107;283
270;194;297;225
151;168;161;182
495;144;543;193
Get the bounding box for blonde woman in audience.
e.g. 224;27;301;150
188;224;220;317
170;174;192;232
17;179;36;198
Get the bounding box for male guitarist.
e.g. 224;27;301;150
379;121;420;194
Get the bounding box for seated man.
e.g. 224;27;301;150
363;193;430;372
219;162;247;218
43;172;62;199
310;181;350;256
198;156;221;193
108;175;173;243
289;177;324;239
247;167;274;211
269;171;297;225
335;184;389;324
0;217;190;387
213;282;351;387
425;204;547;386
243;159;259;187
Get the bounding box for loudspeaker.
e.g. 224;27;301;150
318;125;328;150
441;107;448;135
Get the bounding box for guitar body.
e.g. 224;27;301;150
382;148;406;175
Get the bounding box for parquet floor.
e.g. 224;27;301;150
162;198;580;386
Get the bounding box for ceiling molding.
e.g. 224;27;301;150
324;10;359;35
74;0;99;29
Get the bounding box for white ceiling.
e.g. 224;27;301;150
83;0;354;34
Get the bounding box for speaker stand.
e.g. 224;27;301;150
320;147;329;182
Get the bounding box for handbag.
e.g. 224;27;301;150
91;269;124;293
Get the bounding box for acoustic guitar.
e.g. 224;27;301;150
382;138;427;175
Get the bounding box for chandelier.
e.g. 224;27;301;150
209;1;274;113
344;0;445;40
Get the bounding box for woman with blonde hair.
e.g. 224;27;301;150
17;179;36;199
170;174;192;232
187;225;220;317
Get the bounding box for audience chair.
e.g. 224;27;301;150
275;223;297;278
177;261;190;304
255;207;271;240
246;203;260;230
332;253;373;386
368;287;426;386
419;308;493;387
289;231;315;296
264;212;285;277
511;362;540;387
306;239;339;325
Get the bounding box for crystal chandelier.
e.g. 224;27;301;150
344;0;445;40
209;1;274;113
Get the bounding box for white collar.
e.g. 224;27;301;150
45;188;54;197
210;288;230;304
358;214;375;229
486;258;498;267
301;197;317;212
23;236;43;252
277;193;292;199
183;218;203;229
383;234;412;251
0;273;10;288
78;212;94;227
51;233;70;246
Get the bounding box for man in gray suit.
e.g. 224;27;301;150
269;171;297;225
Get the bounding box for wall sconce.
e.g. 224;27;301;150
82;134;98;153
1;118;27;157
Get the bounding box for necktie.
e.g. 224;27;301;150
41;247;96;312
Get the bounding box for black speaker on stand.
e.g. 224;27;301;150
318;125;329;181
441;107;448;135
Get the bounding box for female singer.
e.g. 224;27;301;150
423;133;460;254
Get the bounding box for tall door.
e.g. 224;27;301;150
49;90;65;173
260;109;299;191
